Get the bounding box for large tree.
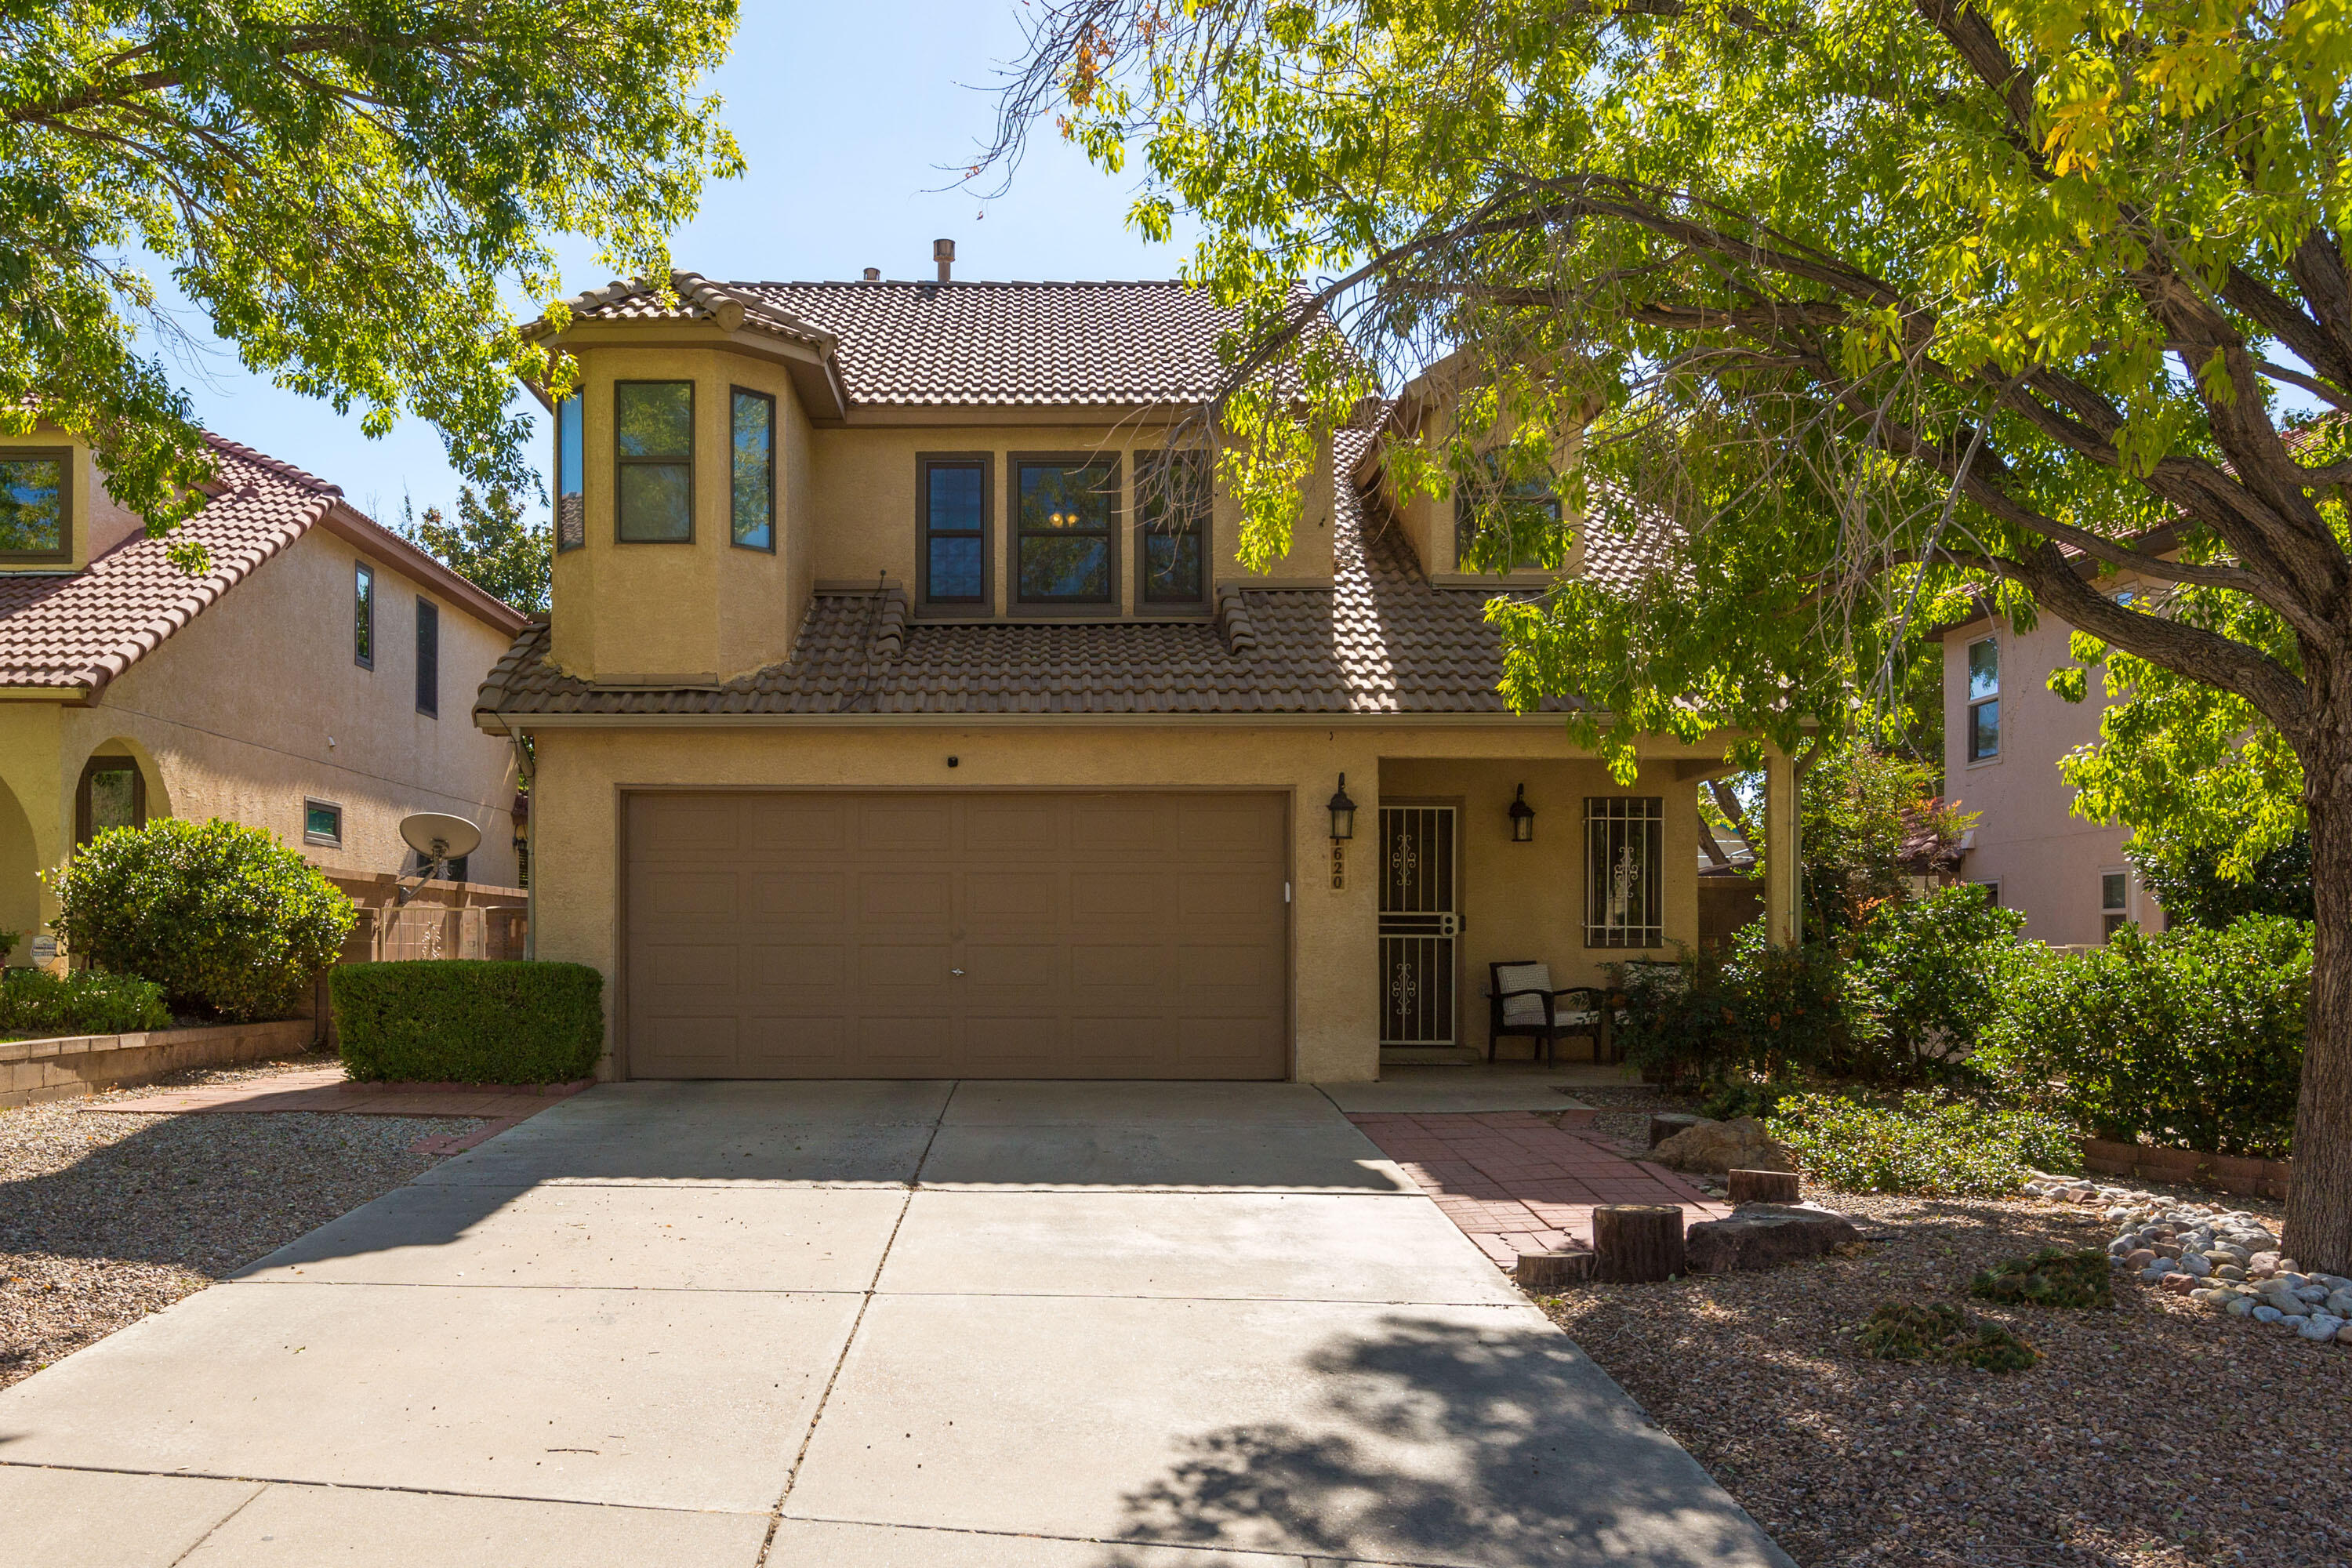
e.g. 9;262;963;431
3;2;740;558
401;485;550;617
982;0;2352;1266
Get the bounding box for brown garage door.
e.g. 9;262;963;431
623;791;1290;1079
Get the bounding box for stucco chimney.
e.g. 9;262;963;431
933;238;955;282
862;267;880;281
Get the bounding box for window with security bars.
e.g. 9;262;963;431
1585;797;1664;948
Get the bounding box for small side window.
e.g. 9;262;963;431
2101;869;2130;939
1454;452;1561;573
554;394;585;552
75;757;146;846
1137;449;1210;605
416;597;439;718
1965;637;2000;761
0;449;71;564
354;561;375;668
731;388;775;551
918;456;989;608
303;799;344;848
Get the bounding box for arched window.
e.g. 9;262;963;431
75;756;146;845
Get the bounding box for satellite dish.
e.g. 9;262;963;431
399;811;481;866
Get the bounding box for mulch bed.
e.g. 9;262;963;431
1533;1185;2352;1566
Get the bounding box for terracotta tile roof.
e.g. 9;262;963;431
0;437;342;691
477;430;1612;720
0;434;526;694
560;273;1254;408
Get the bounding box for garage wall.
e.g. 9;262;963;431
524;723;1744;1083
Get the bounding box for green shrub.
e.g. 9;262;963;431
1857;1301;2038;1372
0;968;172;1038
1975;916;2308;1158
1969;1249;2114;1310
332;961;603;1083
1846;887;2025;1069
45;819;354;1022
1765;1091;2078;1197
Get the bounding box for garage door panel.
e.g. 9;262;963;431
747;869;847;922
627;792;1286;1080
964;871;1061;924
858;872;953;924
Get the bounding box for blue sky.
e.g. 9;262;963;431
154;3;1195;524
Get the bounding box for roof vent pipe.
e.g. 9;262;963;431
933;238;955;282
862;267;880;281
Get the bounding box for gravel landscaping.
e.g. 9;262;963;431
1531;1184;2352;1566
0;1054;488;1390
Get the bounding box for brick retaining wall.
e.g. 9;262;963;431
0;1018;318;1109
2079;1136;2293;1200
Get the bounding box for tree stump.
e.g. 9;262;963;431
1594;1203;1686;1283
1514;1248;1596;1290
1648;1112;1711;1149
1728;1167;1801;1204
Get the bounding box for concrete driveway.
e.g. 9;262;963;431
0;1081;1791;1567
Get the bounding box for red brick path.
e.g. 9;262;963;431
1347;1109;1733;1269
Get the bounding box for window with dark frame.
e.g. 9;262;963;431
919;456;988;607
554;394;586;551
0;448;71;564
1966;637;2000;761
415;597;439;717
1453;452;1562;572
731;387;775;550
2101;869;2130;939
1014;456;1117;605
75;757;144;846
1974;880;2002;907
614;380;694;542
1584;796;1664;948
354;561;375;667
1137;448;1210;605
303;799;344;848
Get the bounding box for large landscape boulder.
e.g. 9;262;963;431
1650;1115;1796;1174
1685;1202;1862;1274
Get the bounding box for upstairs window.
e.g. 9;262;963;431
614;381;693;542
354;561;375;668
1585;796;1664;948
415;597;439;717
303;799;344;848
554;394;585;552
1454;453;1560;572
1966;637;2000;761
1015;456;1117;606
76;757;145;846
919;456;989;608
731;388;775;551
0;449;70;564
1137;449;1210;605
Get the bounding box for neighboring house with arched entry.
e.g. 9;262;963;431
0;425;532;971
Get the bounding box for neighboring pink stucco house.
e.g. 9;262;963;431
1936;594;2159;946
0;426;532;970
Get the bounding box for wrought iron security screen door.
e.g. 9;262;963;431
1377;805;1458;1045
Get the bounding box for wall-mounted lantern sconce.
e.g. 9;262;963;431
1328;774;1357;840
1509;783;1536;843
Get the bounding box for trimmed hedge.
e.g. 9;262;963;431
332;961;603;1084
0;968;172;1039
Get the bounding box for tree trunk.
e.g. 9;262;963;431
1728;1167;1801;1204
2287;746;2352;1275
1594;1203;1686;1282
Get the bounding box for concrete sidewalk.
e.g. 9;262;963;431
0;1080;1792;1567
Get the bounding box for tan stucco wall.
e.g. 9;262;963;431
1381;756;1699;1057
2;527;519;965
546;345;801;682
1944;609;2149;946
521;721;1731;1083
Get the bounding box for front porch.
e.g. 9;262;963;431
1361;750;1798;1073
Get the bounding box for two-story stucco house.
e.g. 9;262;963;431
474;267;1802;1083
1936;590;2161;946
1;428;532;968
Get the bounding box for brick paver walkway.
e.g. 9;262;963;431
85;1068;591;1155
1347;1109;1733;1268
